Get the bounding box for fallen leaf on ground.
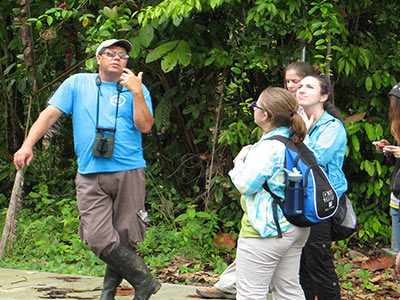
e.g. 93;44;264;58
376;288;400;298
361;254;394;271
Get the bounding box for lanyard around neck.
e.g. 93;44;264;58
95;77;122;133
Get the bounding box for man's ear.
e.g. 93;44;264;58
96;54;101;65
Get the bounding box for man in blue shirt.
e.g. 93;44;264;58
13;39;160;300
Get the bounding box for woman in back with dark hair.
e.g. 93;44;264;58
285;62;317;95
373;83;400;266
296;75;347;300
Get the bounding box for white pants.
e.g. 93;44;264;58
236;225;310;300
215;260;275;298
214;259;237;294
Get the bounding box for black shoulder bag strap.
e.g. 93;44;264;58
263;181;284;238
262;135;290;239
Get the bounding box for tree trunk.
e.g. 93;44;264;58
0;0;37;259
0;170;24;261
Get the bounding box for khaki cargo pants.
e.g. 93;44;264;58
75;168;147;257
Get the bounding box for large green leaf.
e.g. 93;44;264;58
154;98;172;130
154;40;179;54
364;123;375;141
130;37;141;58
177;40;191;66
138;25;154;47
364;160;375;176
365;77;373;91
146;49;164;63
351;135;360;152
103;7;117;20
160;49;178;72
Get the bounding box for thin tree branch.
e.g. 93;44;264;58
205;69;227;211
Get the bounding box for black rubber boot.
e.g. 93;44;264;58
101;243;161;300
100;265;123;300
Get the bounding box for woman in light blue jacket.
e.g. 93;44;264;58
296;75;347;300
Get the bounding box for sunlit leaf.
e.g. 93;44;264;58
364;160;375;176
188;208;196;219
351;134;360;151
4;63;16;75
365;77;373;91
154;40;179;54
103;7;116;19
145;49;164;63
364;123;375;140
82;18;89;27
313;29;326;36
173;15;183;26
36;20;42;31
175;214;187;222
161;50;178;73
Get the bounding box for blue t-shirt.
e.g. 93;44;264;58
48;73;153;174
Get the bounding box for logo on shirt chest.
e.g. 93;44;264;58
110;94;126;106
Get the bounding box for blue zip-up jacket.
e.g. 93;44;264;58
304;111;348;198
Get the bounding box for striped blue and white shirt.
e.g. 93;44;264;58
229;126;291;237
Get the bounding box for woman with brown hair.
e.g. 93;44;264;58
229;87;310;299
373;82;400;253
285;62;317;95
196;62;317;300
297;74;347;300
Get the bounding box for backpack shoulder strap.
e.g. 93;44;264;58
263;135;290;238
294;142;319;166
267;135;300;162
263;180;284;238
265;135;290;145
263;135;289;200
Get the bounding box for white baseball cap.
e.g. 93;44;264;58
96;39;132;56
389;82;400;99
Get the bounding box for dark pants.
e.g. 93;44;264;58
299;219;340;300
75;169;147;258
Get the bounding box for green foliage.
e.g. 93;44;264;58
341;281;354;290
336;263;353;280
354;269;382;292
345;117;393;244
1;181;103;276
2;0;400;277
136;205;234;274
173;205;220;254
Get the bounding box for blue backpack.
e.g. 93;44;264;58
263;135;338;238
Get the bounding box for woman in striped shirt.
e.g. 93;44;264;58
229;87;309;300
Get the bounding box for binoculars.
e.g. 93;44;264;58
92;131;115;158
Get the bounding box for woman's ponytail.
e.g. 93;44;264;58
258;87;307;143
290;113;307;144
